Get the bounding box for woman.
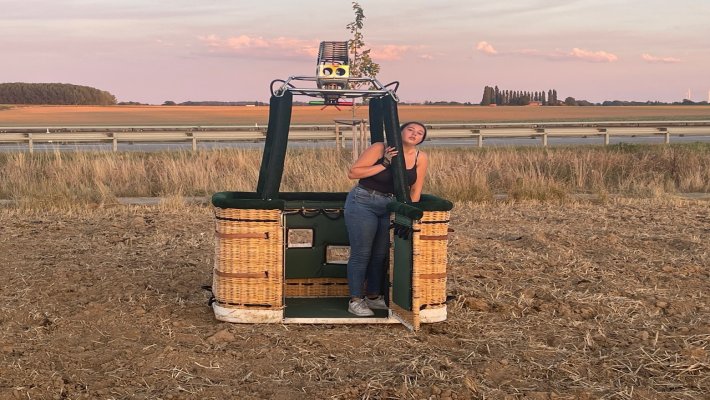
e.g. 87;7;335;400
344;122;428;316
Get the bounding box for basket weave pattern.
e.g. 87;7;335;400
213;208;283;309
413;211;450;309
285;278;350;297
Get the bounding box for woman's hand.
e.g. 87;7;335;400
381;146;398;168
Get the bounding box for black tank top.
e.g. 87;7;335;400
359;151;418;194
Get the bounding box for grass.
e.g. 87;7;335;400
1;143;709;207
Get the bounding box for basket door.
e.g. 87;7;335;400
389;213;420;331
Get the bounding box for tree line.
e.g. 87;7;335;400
0;83;117;105
480;86;558;106
480;85;709;106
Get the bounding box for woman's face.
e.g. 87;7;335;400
401;123;426;146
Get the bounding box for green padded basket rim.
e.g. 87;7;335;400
213;192;453;213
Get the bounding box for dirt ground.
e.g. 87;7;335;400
1;198;708;399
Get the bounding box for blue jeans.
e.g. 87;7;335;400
344;185;392;298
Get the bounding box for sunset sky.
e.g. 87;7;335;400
2;0;709;104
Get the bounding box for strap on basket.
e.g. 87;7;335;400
215;231;270;239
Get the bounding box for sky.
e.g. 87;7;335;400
2;0;709;104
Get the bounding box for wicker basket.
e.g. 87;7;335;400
414;211;450;322
285;277;350;297
211;206;450;325
213;208;284;310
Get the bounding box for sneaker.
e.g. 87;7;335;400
365;295;388;310
348;298;374;317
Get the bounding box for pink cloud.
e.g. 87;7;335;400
570;48;618;63
370;45;412;61
198;34;318;59
641;53;681;63
223;35;269;49
476;41;618;63
476;41;498;55
199;36;421;62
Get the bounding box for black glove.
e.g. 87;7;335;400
392;223;413;240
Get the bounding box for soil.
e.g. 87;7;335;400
1;198;708;399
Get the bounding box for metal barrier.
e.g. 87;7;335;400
1;121;709;152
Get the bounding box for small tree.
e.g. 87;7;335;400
346;2;380;86
346;2;380;118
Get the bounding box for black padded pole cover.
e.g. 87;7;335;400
382;94;411;204
258;91;293;200
256;95;282;195
368;97;385;144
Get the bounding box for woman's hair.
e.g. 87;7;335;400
400;121;427;144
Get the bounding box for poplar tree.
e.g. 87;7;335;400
480;86;493;105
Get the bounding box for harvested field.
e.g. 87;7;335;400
1;198;708;399
1;105;710;126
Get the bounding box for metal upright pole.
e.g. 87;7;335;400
359;120;366;154
335;124;341;148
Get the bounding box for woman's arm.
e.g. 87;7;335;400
347;142;392;179
409;151;428;202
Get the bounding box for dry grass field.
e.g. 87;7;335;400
1;145;709;207
1;104;710;126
